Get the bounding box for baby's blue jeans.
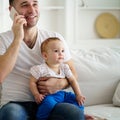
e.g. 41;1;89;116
36;91;84;120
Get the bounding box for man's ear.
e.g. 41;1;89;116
9;6;12;11
42;52;48;60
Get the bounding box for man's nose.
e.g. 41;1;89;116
28;5;34;13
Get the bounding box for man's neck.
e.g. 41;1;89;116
24;26;38;48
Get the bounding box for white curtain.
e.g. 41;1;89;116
0;1;12;33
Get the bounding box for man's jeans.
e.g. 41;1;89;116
0;102;85;120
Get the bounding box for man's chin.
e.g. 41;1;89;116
24;23;37;28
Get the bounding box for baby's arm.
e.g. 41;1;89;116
64;63;85;105
68;76;85;105
30;76;45;104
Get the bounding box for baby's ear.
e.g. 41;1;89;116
42;52;47;60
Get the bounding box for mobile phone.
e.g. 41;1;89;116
10;7;19;20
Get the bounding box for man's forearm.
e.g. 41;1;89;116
0;38;22;83
59;78;70;90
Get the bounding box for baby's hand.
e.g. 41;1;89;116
34;93;45;104
76;95;85;105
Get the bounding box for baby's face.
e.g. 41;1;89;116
46;40;65;64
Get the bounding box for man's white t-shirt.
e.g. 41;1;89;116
0;28;71;106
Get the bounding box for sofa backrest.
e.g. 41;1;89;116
1;47;120;106
66;47;120;106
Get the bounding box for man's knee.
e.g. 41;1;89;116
0;103;27;120
49;103;85;120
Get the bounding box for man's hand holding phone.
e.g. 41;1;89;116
10;7;27;41
10;7;19;21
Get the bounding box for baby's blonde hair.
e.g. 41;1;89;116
41;37;61;53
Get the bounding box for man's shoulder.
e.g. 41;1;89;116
0;30;13;39
0;30;12;36
0;30;13;45
38;28;64;40
38;28;56;34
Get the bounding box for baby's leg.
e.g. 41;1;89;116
64;91;84;111
36;95;57;120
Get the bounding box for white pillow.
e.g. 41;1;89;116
113;81;120;106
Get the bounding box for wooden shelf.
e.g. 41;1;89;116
78;7;120;10
41;6;64;10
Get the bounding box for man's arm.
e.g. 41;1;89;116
65;58;78;79
37;59;77;94
62;58;78;88
0;14;26;83
0;38;22;83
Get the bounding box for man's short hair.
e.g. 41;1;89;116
9;0;14;5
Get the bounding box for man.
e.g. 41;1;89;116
0;0;93;120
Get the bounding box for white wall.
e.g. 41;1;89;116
76;10;120;40
0;0;120;49
0;1;12;33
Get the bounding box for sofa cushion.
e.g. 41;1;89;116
66;47;120;106
85;104;120;120
113;81;120;106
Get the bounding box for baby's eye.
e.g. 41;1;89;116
62;50;64;52
54;50;58;52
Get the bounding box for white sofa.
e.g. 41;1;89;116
66;47;120;120
0;47;120;120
